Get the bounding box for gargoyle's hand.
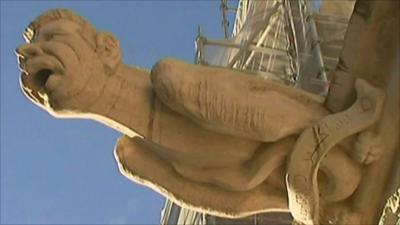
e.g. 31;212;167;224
150;58;329;142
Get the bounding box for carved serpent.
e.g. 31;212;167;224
287;79;385;225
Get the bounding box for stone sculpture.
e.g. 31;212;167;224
16;5;398;225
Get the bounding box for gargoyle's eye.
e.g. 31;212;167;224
46;33;61;41
47;34;55;40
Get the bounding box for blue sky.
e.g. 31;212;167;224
1;1;232;224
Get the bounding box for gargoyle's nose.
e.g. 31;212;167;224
15;43;44;59
15;44;44;73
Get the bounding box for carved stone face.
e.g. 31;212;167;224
16;19;107;116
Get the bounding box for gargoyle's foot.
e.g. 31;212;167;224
352;130;383;164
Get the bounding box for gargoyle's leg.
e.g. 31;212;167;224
172;137;295;192
114;135;288;218
172;136;361;199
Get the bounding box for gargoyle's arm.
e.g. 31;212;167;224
150;59;329;142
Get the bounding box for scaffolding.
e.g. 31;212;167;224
194;0;354;94
160;0;355;224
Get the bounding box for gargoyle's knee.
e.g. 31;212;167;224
320;148;362;202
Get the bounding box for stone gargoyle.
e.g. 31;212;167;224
16;8;391;225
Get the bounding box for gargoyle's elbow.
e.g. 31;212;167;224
151;59;174;96
150;59;175;85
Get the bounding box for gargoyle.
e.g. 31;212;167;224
16;8;388;225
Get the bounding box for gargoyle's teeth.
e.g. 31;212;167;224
33;69;53;90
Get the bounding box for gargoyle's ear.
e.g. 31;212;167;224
96;32;121;75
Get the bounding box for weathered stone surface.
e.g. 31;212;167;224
15;4;398;224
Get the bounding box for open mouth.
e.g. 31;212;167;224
20;79;46;106
17;52;64;107
20;68;56;107
33;69;53;90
